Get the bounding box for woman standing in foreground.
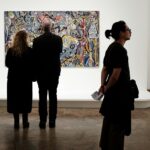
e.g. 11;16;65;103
6;30;33;129
99;21;133;150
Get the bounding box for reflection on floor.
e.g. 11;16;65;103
0;108;150;150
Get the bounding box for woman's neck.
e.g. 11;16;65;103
116;39;126;46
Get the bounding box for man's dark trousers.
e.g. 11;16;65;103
37;76;59;123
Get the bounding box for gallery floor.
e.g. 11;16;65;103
0;107;150;150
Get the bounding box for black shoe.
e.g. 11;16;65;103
39;121;46;129
23;122;29;129
49;121;55;128
14;123;19;129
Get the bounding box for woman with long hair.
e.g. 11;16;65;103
99;21;132;150
6;30;33;129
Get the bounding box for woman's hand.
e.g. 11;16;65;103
99;85;105;94
99;85;108;94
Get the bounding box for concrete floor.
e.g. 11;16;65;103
0;108;150;150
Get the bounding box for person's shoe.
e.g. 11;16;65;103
23;122;29;129
39;121;46;129
49;121;55;128
14;123;19;129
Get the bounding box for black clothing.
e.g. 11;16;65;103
32;32;62;122
103;42;130;86
37;76;59;122
13;113;29;129
99;42;133;150
6;47;33;113
33;32;62;80
100;117;125;150
100;42;132;120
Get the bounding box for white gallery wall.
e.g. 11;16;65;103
147;1;150;89
0;0;149;100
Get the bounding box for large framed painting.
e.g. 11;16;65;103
5;11;99;67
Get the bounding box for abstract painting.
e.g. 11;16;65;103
5;11;99;67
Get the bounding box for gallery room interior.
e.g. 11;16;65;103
0;0;150;149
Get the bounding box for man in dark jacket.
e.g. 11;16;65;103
33;23;62;128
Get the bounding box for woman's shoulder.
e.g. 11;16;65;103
24;47;33;57
6;48;13;55
110;42;122;49
109;42;126;53
7;47;13;52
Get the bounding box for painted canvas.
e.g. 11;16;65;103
5;11;99;67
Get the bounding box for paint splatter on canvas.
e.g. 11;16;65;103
5;11;99;67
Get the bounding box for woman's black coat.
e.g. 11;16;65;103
6;47;33;113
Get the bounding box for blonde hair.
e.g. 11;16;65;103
11;30;28;56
